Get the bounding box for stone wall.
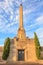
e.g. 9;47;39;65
0;46;3;61
0;46;43;62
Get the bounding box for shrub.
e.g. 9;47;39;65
2;37;10;60
34;32;41;59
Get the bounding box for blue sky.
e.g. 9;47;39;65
0;0;43;46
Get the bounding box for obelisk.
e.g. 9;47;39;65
19;4;23;28
18;4;26;40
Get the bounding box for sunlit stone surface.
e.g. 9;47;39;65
7;4;37;63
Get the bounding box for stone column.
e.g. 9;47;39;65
19;4;23;28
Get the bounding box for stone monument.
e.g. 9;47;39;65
7;4;37;63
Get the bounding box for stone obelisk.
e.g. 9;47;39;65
18;4;26;40
19;4;23;28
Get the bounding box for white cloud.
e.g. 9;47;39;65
0;0;20;33
22;0;25;2
10;11;14;20
13;9;19;24
23;9;33;15
39;39;43;46
25;23;38;31
36;27;43;46
15;0;20;6
36;15;43;24
16;15;19;21
36;27;43;38
0;0;43;46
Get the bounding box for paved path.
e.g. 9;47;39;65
0;63;43;65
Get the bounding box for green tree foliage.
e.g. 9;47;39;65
2;37;10;60
34;32;41;59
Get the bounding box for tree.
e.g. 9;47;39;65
2;37;10;60
34;32;41;59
